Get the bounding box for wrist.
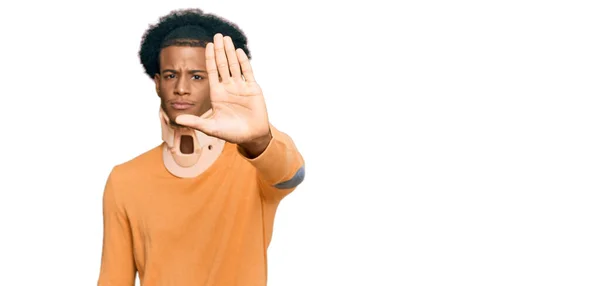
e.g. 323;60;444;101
239;131;273;159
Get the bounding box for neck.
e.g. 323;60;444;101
179;134;195;154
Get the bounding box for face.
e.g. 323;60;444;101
154;45;211;128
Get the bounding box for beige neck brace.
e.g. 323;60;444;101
159;108;225;178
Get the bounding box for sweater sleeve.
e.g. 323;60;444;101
97;168;137;286
238;124;306;201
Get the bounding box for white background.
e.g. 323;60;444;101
0;0;599;285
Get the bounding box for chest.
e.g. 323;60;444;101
127;170;264;244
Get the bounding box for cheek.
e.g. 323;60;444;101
158;82;173;98
193;83;211;98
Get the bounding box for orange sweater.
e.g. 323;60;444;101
97;126;305;286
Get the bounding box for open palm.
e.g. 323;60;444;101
175;33;270;144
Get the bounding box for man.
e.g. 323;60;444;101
97;8;305;286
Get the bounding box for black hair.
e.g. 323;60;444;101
138;8;251;79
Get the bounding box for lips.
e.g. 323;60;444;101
171;102;194;110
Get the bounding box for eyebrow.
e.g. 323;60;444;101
161;69;207;74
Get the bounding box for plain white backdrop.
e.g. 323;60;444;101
0;0;599;285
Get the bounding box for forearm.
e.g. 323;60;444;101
238;131;273;159
238;124;305;191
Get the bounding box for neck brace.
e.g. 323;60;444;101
160;108;225;178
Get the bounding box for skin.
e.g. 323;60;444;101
155;33;272;158
154;45;212;128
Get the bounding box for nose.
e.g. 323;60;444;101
174;77;190;96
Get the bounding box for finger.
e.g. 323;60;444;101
237;48;255;82
205;43;219;87
199;108;214;119
224;36;242;80
175;114;218;135
213;33;230;83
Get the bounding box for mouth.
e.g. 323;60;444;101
171;102;194;110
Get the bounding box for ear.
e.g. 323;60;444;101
153;73;161;97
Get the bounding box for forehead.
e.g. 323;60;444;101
159;46;206;67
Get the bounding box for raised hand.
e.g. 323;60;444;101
175;33;271;145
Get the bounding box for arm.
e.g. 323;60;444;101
238;124;306;201
97;168;136;286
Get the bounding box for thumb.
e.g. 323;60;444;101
175;114;217;135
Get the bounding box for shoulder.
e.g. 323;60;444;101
109;144;164;184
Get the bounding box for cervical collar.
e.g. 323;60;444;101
160;108;225;178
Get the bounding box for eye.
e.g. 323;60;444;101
192;75;203;80
164;74;176;79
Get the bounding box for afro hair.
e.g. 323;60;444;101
138;8;251;79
